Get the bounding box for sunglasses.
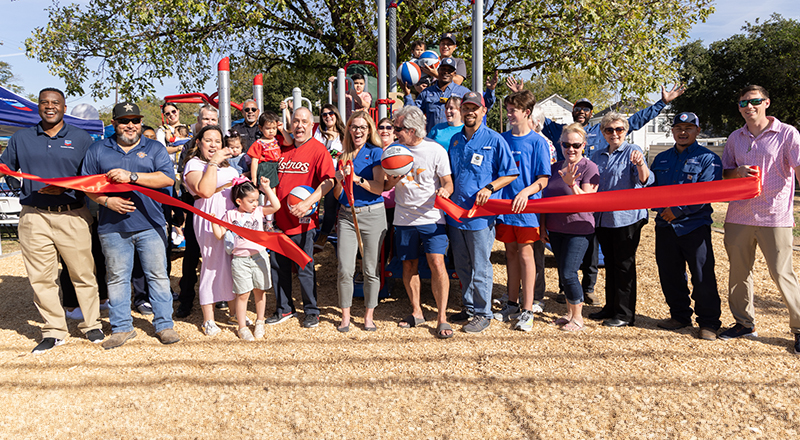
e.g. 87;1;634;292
561;142;584;149
393;125;407;132
738;98;766;108
163;109;178;115
602;126;626;135
321;112;336;118
378;125;393;131
573;106;592;113
243;107;258;113
117;117;142;125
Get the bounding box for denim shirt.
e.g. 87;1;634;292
651;142;722;235
591;142;654;228
404;83;496;133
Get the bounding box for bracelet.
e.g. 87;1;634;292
208;162;219;168
104;197;109;208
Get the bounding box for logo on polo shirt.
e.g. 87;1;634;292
137;152;147;158
60;139;74;149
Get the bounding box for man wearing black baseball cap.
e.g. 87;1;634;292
650;111;722;340
81;101;181;349
417;32;467;86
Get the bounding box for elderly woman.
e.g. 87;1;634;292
333;110;388;332
588;112;653;327
427;96;463;151
540;123;599;331
182;125;239;336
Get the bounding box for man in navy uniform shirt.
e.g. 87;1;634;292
81;102;180;349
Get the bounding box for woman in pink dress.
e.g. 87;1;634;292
182;125;241;336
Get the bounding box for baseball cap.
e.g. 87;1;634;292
440;57;457;71
112;102;144;120
440;32;457;45
461;91;485;108
673;112;700;127
573;98;593;109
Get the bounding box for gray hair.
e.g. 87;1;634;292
198;104;219;120
600;112;629;132
530;104;545;133
394;105;427;139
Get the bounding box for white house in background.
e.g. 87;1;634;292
538;94;574;125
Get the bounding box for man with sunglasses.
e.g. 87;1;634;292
231;99;261;151
0;87;104;353
719;85;800;354
81;102;181;349
650;112;722;340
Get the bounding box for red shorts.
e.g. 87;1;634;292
495;224;540;244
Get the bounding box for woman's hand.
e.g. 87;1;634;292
209;147;232;165
630;150;645;167
558;162;582;187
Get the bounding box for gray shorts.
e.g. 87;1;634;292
231;250;272;294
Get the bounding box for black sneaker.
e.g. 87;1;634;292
719;323;758;340
32;337;65;354
303;314;320;328
215;301;229;310
447;310;473;323
85;329;104;344
266;311;296;325
174;303;192;319
794;333;799;355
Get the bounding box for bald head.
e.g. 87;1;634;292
291;107;314;145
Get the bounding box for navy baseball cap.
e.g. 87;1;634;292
573;98;593;109
673;112;700;127
440;32;457;44
440;57;457;71
461;91;485;108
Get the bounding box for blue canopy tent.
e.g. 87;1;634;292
0;86;104;138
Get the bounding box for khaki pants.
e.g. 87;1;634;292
724;223;800;333
18;206;101;339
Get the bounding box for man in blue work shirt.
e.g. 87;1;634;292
445;92;519;333
0;87;104;353
651;112;722;341
82;102;181;349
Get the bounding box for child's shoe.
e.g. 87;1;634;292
238;327;255;341
253;320;266;339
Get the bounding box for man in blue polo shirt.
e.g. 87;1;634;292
446;92;519;333
0;87;104;353
81;102;180;349
651;112;722;341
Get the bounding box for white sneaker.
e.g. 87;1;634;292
253;321;265;339
530;300;545;313
202;320;221;336
514;310;535;332
493;303;520;322
238;327;255;341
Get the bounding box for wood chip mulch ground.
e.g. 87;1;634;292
1;222;798;439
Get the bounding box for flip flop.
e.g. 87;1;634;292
398;314;425;328
554;316;570;326
436;323;454;339
561;320;585;332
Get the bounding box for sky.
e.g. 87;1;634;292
1;0;799;113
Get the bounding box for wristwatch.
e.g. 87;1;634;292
484;183;495;193
359;177;366;185
130;172;139;183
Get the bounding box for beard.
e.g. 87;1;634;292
119;131;141;146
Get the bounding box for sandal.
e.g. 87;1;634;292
561;320;585;332
554;316;570;326
436;323;454;339
398;314;425;328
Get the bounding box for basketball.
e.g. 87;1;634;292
417;51;441;70
398;61;421;87
287;185;318;217
381;144;415;177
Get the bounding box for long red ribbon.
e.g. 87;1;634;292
0;164;312;268
435;169;762;221
340;159;355;207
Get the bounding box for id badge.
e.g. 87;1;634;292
471;153;484;166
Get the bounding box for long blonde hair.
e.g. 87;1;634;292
340;110;381;164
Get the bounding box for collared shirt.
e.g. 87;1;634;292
0;123;93;207
404;83;496;133
722;117;800;227
542;99;667;161
497;130;552;228
651;142;722;235
337;142;384;208
81;135;174;234
428;122;463;151
448;124;519;231
591;141;654;228
231;121;262;152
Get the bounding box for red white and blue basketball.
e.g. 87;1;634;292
381;144;414;177
287;185;318;217
398;61;422;87
417;51;440;70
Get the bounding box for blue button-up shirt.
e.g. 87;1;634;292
591;142;654;228
543;99;667;161
404;82;496;133
81;135;174;235
0;123;94;207
448;124;519;231
651;141;721;235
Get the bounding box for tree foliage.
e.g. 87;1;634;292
0;61;23;94
27;0;712;101
671;14;800;136
98;97;199;128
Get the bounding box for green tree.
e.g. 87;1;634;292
0;61;23;94
671;14;800;136
99;97;199;128
26;0;712;101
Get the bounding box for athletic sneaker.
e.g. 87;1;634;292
463;316;490;333
238;327;255;341
136;302;154;315
795;334;800;355
202;320;221;337
253;321;266;339
493;303;520;322
32;337;65;354
303;314;320;328
65;308;84;320
447;309;474;323
514;310;535;332
492;293;509;306
266;312;296;325
719;323;757;340
85;329;104;344
530;300;545;313
227;315;253;326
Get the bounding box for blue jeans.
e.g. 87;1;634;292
99;228;174;333
549;231;591;305
449;225;495;318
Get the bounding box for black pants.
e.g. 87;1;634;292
271;229;318;315
655;224;721;330
178;192;200;308
595;219;646;322
319;193;340;238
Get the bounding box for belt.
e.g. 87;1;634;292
34;202;85;213
351;202;384;214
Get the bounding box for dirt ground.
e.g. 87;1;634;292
1;222;799;439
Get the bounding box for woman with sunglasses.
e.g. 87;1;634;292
540;123;599;331
314;104;346;249
427;96;463;151
157;103;187;154
588;112;653;328
333;110;387;332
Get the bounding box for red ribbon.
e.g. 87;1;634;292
0;164;312;268
435;168;762;221
340;159;356;207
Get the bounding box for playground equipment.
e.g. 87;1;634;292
330;60;395;124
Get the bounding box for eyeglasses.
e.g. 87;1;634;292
393;125;407;132
164;109;178;115
243;107;258;113
738;98;766;108
350;125;369;132
602;126;626;135
378;125;393;131
117;117;142;125
561;142;584;149
321;112;336;118
573;106;592;113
